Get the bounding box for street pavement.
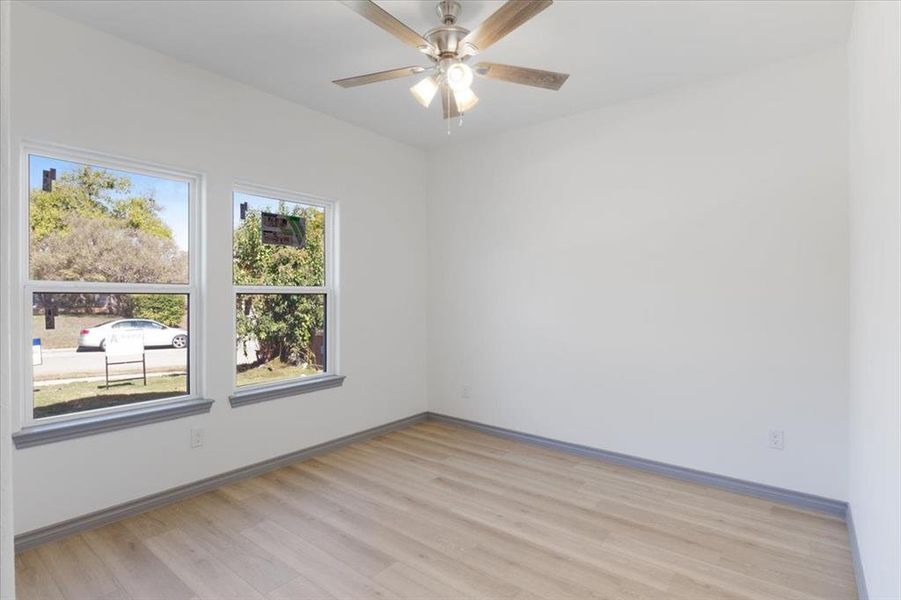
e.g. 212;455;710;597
33;347;187;381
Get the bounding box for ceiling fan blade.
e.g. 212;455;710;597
458;0;552;56
474;62;569;90
440;83;461;120
333;65;427;88
341;1;437;55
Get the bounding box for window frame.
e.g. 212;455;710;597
19;142;203;428
231;181;339;397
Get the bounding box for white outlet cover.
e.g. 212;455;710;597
190;428;204;448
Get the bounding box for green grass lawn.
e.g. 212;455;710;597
32;358;319;419
32;314;109;349
33;364;186;383
33;374;187;418
236;359;321;387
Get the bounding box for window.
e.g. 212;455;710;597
26;150;198;423
232;186;336;393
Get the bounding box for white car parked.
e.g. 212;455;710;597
78;319;188;350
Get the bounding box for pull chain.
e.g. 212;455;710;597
446;84;451;135
443;85;465;134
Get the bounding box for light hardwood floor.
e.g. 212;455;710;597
16;421;857;600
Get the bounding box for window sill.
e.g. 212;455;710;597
229;374;346;408
12;397;214;449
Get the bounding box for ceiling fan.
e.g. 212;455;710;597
333;0;569;121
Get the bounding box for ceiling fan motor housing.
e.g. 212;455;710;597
426;0;470;59
425;25;470;59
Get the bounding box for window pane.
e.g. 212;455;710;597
233;192;325;287
236;293;325;387
29;155;189;284
32;292;189;419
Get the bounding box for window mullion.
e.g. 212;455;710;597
233;285;328;295
27;281;193;294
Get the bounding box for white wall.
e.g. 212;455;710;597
428;48;850;500
848;1;901;598
0;2;16;597
7;2;428;534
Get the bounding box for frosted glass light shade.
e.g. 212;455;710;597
453;86;479;112
410;76;439;108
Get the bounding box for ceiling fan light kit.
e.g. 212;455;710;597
410;76;440;108
444;60;474;91
334;0;569;129
452;86;479;113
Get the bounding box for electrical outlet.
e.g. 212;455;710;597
190;427;204;449
768;429;784;450
461;385;472;399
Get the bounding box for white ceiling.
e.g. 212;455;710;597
28;0;853;148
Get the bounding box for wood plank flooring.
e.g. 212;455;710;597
15;421;857;599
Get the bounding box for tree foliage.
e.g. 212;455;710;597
30;166;186;316
31;166;184;280
233;204;325;286
31;214;186;284
130;294;186;327
112;197;174;240
29;167;170;241
234;205;326;367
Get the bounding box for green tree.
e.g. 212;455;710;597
65;165;130;201
31;214;186;284
29;165;186;316
30;182;108;242
130;294;186;327
233;205;326;367
112;197;173;240
233;204;325;287
30;166;172;243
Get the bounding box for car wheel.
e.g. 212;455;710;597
172;335;187;349
99;339;106;351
